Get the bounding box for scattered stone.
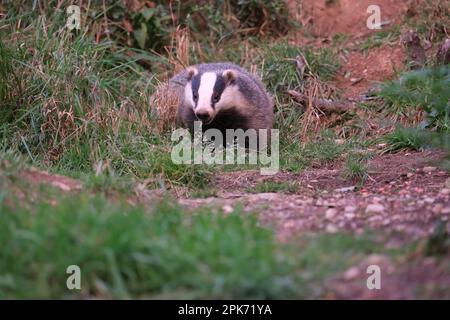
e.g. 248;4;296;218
432;204;444;214
407;172;414;178
345;213;356;219
343;266;360;280
335;186;356;193
255;193;279;201
423;166;437;173
442;207;450;214
295;199;308;205
283;220;296;229
222;204;234;213
372;196;384;203
441;189;450;195
326;224;338;233
345;206;357;213
445;178;450;189
366;204;385;214
334;139;345;145
325;208;338;219
423;197;435;204
316;199;336;207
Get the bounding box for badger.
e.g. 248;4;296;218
169;62;274;147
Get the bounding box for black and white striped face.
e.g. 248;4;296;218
184;68;237;124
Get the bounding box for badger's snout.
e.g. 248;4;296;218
195;110;213;123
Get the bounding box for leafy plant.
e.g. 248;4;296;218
381;128;424;152
377;66;450;131
342;152;372;186
248;181;299;194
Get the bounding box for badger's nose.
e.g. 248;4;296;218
195;111;211;122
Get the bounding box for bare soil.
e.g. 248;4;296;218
20;169;82;192
176;150;450;299
289;0;410;99
334;44;405;99
179;151;450;243
289;0;408;41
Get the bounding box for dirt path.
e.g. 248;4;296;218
179;151;450;242
13;150;450;299
185;0;450;285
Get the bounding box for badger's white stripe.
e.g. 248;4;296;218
184;81;194;109
215;85;245;111
196;72;217;114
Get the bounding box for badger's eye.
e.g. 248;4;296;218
212;93;220;103
192;92;198;102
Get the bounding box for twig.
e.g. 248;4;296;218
287;90;352;114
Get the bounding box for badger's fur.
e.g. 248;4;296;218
169;62;274;139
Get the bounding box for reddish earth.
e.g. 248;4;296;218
11;150;450;299
334;44;405;99
327;254;450;299
179;151;450;243
290;0;408;41
288;0;409;100
20;169;82;192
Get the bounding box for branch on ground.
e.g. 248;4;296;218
287;90;352;114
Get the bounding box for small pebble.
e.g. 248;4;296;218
366;204;385;214
423;166;437;173
325;208;338;219
326;224;338;233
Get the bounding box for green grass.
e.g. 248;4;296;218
280;130;347;172
0;185;401;299
261;41;340;94
377;66;450;169
0;4;345;190
359;26;401;54
0;191;295;299
1;0;450;301
189;188;218;198
0;7;217;190
381;128;424;152
379;127;450;171
248;180;299;194
404;0;449;41
342;152;372;187
377;66;450;131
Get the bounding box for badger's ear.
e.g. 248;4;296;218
222;69;237;85
186;66;198;82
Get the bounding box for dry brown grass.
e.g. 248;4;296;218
294;75;341;142
407;0;450;40
40;98;77;163
150;81;181;133
165;26;191;73
150;27;191;133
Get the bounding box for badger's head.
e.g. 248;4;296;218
184;66;238;124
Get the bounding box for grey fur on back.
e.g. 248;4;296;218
169;62;274;129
